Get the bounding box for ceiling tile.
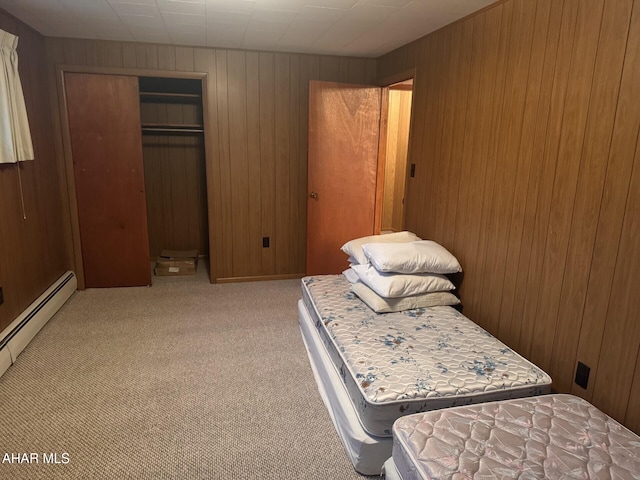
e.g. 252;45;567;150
205;0;256;14
169;31;206;45
157;0;206;15
205;11;250;25
131;25;172;42
277;29;323;51
161;11;205;25
57;0;105;7
242;28;281;48
94;25;135;41
246;18;289;34
206;25;247;48
109;2;159;16
297;5;346;20
284;18;333;35
342;3;396;23
168;22;206;34
108;0;157;5
119;13;166;28
253;0;301;12
358;0;411;6
250;8;298;23
303;0;357;9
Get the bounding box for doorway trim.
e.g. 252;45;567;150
374;70;416;235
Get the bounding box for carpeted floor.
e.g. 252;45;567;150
0;268;376;479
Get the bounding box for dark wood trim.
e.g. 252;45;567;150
378;68;416;88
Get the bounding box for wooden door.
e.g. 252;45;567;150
307;81;381;275
65;72;151;287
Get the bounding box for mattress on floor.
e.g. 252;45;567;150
391;394;640;479
298;299;392;475
301;275;551;437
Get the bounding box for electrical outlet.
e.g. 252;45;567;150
0;287;4;306
575;361;590;389
262;237;270;248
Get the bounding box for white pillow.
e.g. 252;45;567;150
351;282;460;313
351;264;454;298
362;240;462;274
341;231;421;265
342;268;359;284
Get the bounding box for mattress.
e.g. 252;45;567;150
301;275;551;437
390;394;640;479
298;300;392;475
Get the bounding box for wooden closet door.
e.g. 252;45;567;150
65;72;151;287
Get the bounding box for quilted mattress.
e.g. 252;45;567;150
390;394;640;479
301;275;551;437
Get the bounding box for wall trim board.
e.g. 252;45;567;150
216;273;305;284
54;64;215;287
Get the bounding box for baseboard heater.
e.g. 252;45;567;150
0;271;77;378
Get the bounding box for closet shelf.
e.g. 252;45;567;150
141;123;204;135
140;92;201;104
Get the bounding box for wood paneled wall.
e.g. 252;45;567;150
45;38;377;281
378;0;640;433
0;10;69;332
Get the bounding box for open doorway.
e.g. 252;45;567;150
378;79;413;234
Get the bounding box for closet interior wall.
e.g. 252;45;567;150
139;77;208;259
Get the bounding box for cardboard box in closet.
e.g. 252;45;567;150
154;250;198;276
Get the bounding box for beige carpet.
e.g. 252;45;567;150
0;268;376;479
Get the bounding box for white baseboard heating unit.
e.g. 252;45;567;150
0;271;76;378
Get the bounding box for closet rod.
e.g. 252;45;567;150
141;127;204;134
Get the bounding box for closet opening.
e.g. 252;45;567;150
139;76;209;279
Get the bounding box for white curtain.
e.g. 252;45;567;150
0;28;34;164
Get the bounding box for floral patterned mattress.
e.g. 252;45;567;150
301;275;551;437
391;394;640;479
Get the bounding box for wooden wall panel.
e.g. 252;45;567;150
377;0;640;433
45;38;377;282
0;10;69;332
498;0;554;348
227;50;251;277
550;0;633;393
572;0;640;403
246;52;263;276
258;52;276;276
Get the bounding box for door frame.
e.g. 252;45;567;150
55;65;214;288
374;69;416;235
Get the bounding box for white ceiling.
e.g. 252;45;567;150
0;0;495;57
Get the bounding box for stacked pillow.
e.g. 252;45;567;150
341;232;462;313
